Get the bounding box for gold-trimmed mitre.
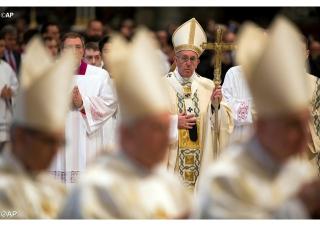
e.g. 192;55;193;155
172;18;207;57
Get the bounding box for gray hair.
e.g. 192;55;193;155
0;25;17;37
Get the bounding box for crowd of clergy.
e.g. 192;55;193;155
0;15;320;219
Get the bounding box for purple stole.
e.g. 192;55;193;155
77;60;88;75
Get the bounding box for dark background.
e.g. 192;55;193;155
1;7;320;38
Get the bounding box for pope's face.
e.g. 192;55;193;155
174;50;200;78
63;37;84;65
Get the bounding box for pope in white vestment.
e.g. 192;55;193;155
59;29;192;219
164;18;233;190
195;17;320;219
50;33;118;185
0;37;76;218
222;65;255;144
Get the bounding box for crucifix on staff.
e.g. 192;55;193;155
201;25;237;157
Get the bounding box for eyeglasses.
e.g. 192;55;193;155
177;55;198;63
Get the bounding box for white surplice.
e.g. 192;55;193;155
102;78;119;151
222;66;255;144
50;62;117;185
0;60;18;144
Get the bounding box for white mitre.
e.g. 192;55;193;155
13;37;77;132
236;16;309;117
172;18;207;56
108;28;170;124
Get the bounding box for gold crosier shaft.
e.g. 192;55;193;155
201;26;236;157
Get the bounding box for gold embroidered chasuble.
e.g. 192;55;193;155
164;70;233;190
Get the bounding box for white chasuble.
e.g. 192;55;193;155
164;69;233;191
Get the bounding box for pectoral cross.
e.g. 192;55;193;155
201;26;236;85
201;26;236;157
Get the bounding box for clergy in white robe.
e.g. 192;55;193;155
164;18;233;191
195;17;320;219
222;65;255;144
50;32;118;185
60;29;192;219
84;46;119;151
0;37;76;218
0;58;18;150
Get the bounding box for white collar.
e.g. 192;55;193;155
174;68;196;85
